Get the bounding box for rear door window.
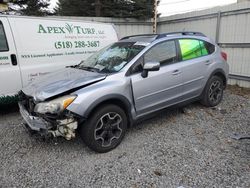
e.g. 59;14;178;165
179;39;214;61
0;21;8;52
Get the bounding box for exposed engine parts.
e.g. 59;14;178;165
49;118;78;140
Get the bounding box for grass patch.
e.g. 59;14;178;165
0;95;18;105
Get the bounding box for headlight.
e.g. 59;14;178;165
34;95;76;114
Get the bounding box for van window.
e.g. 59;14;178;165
179;39;214;61
0;22;8;52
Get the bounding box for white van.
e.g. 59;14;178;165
0;15;118;104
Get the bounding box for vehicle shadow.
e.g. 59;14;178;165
0;103;19;115
131;101;202;129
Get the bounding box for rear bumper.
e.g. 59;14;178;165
18;102;49;131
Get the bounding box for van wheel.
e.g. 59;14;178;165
80;104;127;153
201;75;224;107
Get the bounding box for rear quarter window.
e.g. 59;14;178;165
204;41;215;54
179;39;215;61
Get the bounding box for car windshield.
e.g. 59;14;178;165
78;42;146;73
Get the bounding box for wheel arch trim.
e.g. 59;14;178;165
209;68;227;88
83;94;134;125
201;68;227;97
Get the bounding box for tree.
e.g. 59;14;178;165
10;0;51;16
55;0;95;17
55;0;154;19
133;0;154;19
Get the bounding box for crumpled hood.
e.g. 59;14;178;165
22;68;106;101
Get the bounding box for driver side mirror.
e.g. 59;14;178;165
141;61;160;78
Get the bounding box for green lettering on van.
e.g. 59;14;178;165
0;56;8;60
37;23;103;35
38;24;47;33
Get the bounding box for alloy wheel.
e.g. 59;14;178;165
208;80;222;104
94;112;123;147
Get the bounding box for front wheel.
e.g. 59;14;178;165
80;104;127;153
201;76;224;107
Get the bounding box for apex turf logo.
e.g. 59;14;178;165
38;23;97;35
65;23;74;34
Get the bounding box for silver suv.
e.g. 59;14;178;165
19;32;229;152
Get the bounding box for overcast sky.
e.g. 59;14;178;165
49;0;238;16
158;0;237;16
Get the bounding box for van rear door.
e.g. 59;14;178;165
0;17;22;98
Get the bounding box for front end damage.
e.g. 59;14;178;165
18;91;81;140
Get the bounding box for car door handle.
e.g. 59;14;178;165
205;60;212;65
172;70;181;75
11;54;18;66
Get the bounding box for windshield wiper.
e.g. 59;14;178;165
66;64;79;68
79;66;100;72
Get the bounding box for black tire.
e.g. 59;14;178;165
201;75;224;107
80;104;127;153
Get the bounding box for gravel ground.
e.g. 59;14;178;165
0;88;249;188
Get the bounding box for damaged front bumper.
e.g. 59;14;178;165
18;102;79;140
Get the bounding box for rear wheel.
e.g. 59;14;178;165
201;75;224;107
80;104;127;153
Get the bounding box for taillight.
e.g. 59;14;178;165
221;52;227;61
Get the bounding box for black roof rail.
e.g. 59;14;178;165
156;31;206;39
120;31;206;41
120;34;158;40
